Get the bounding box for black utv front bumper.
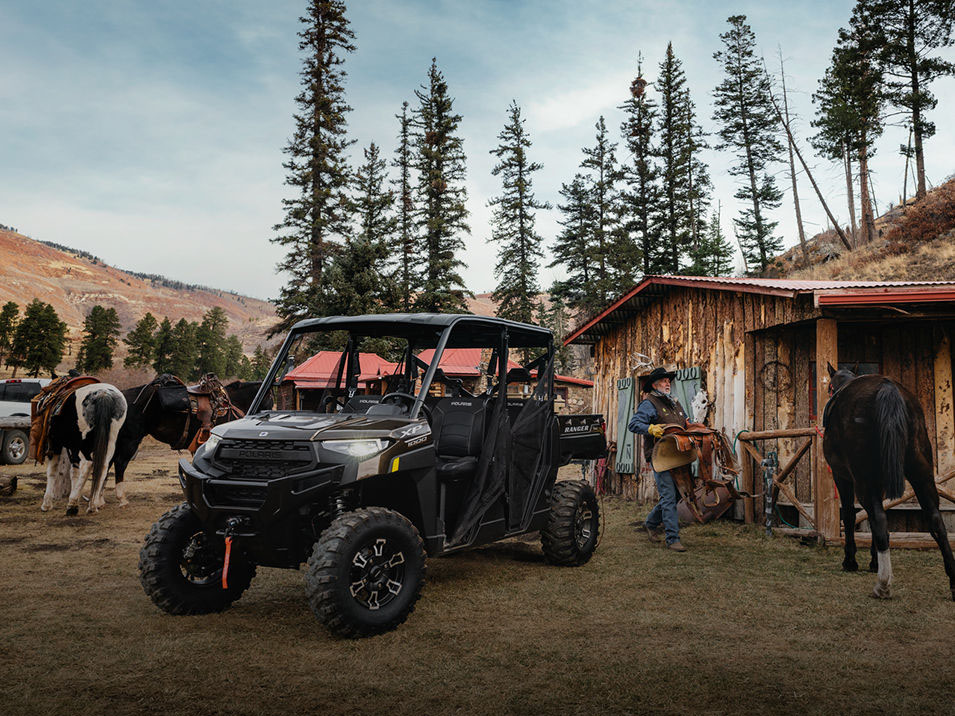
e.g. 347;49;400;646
178;459;344;566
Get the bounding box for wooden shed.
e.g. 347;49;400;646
566;275;955;543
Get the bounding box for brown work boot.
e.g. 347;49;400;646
644;523;663;543
668;541;687;552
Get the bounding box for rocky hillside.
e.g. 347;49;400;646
0;228;276;352
771;177;955;281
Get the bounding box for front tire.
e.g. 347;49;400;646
305;507;426;638
2;430;28;465
541;480;600;566
139;502;256;615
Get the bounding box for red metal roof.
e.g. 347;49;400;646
285;352;398;387
566;274;955;345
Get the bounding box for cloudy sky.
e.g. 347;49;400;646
2;1;954;301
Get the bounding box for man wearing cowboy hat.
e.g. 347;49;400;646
628;366;688;552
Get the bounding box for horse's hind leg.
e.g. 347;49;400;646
834;473;859;572
67;457;90;516
40;452;61;512
909;468;955;602
867;497;893;599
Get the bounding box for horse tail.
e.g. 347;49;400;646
88;388;125;498
876;380;907;500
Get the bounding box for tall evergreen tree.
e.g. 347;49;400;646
412;59;470;313
251;345;272;380
656;43;694;274
152;317;175;375
813;7;884;245
271;0;356;331
872;0;955;199
8;300;67;378
328;142;399;316
75;305;121;373
712;15;784;273
169;319;199;379
488;101;550;324
223;335;245;378
619;57;663;275
124;312;158;369
549;175;599;315
684;94;713;266
195;307;229;379
687;205;735;276
580;116;623;303
0;301;19;365
391;101;418;311
538;297;575;375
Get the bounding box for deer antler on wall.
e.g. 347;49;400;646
630;352;653;374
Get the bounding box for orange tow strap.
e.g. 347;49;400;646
222;536;233;590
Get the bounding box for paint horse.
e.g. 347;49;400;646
823;364;955;601
107;375;268;506
40;383;127;515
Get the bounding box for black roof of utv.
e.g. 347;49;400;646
291;313;552;348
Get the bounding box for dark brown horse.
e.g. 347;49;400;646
107;376;270;505
824;364;955;601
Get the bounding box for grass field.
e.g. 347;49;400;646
2;441;954;716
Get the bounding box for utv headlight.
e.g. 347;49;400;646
199;433;221;455
320;439;388;458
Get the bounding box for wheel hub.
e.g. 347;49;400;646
180;532;220;586
349;537;405;610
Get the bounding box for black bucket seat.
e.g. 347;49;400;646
431;397;485;480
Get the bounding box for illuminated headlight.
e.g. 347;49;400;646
199;433;221;455
320;439;388;458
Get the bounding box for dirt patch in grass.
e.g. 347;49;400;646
1;442;954;715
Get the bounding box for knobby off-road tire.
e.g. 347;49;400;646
305;507;426;638
541;480;600;566
2;429;28;465
139;502;256;615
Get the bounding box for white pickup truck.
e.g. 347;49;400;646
0;378;49;464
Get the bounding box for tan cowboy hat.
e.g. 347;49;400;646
651;429;699;472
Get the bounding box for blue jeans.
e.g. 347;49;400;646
645;470;680;544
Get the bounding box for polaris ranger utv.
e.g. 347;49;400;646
139;314;606;637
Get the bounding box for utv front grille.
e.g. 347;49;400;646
213;439;315;480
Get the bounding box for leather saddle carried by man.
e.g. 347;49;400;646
651;422;743;524
29;373;99;462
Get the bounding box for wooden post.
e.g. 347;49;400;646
814;318;840;544
934;325;955;477
742;332;756;523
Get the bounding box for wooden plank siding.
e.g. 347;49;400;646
587;285;954;533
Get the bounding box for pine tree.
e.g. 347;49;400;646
538;297;575;374
328;141;399;316
712;15;784;273
271;0;356;331
391;101;419;311
619;57;663;275
684;95;713;268
124;312;158;369
548;175;599;315
251;345;272;380
412;59;470;313
580;116;624;303
656;43;694;274
169;319;199;379
488;101;550;324
194;307;229;379
0;301;18;365
75;305;122;373
687;205;735;276
813;7;884;245
8;299;68;378
223;335;245;378
152;317;175;375
872;0;955;199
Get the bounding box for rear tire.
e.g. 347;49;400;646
305;507;426;638
2;430;28;465
139;502;256;615
541;480;600;566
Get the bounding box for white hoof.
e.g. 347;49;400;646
871;583;892;599
40;502;51;512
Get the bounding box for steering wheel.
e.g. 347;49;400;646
321;393;347;412
379;392;433;424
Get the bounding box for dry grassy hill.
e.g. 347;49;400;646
771;177;955;281
0;228;277;353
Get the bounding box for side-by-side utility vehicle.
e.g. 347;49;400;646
139;314;606;636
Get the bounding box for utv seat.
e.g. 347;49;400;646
342;395;382;414
431;397;485;481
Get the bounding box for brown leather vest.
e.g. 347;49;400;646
642;393;688;461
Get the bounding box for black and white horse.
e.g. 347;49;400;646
40;383;127;515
